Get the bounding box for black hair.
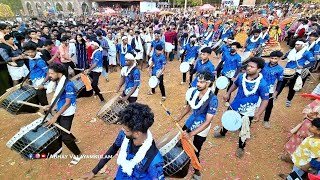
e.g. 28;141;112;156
310;32;319;38
44;40;54;46
312;118;320;129
4;34;13;41
28;29;36;35
61;36;69;42
252;29;261;34
227;36;234;40
269;49;283;57
23;42;37;51
262;27;268;31
197;70;215;87
248;57;265;69
118;103;154;133
231;42;242;48
0;23;8;30
96;31;102;37
49;63;66;74
296;38;306;43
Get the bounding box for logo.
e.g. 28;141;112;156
41;153;47;159
34;153;41;159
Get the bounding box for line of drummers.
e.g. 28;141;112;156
1;27;320;180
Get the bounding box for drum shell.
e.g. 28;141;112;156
70;74;93;97
212;40;225;55
157;131;190;178
1;85;39;115
96;96;129;124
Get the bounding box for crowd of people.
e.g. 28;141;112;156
1;1;320;180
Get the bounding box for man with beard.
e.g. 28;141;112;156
81;103;164;180
260;51;284;129
44;63;82;166
214;57;269;158
177;70;218;180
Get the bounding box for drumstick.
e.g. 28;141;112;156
74;68;84;71
159;102;198;152
16;100;45;109
100;90;115;94
37;112;72;134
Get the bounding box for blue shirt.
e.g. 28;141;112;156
151;40;165;56
57;81;77;115
220;28;233;40
117;44;133;66
308;43;320;57
220;44;231;55
231;73;269;116
183;44;199;62
221;52;242;78
261;62;284;93
261;34;270;44
91;50;103;72
113;131;165;180
29;57;48;83
203;31;214;44
97;37;109;56
124;68;140;96
285;51;315;69
191;59;215;87
185;88;218;131
151;54;166;76
245;36;262;52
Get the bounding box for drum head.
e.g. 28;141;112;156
156;129;180;149
221;110;242;131
148;76;159;88
180;62;190;73
216;76;230;90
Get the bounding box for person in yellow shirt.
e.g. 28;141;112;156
286;118;320;179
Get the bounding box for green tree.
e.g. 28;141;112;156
0;0;23;14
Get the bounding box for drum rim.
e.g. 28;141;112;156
6;116;57;148
157;130;181;154
97;96;119;116
0;84;32;103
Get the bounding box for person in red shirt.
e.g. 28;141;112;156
164;26;178;61
87;42;94;65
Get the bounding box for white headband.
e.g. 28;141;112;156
295;41;305;45
90;42;99;47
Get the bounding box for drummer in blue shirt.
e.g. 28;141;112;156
117;36;134;67
177;70;218;180
214;42;242;97
149;30;165;57
278;39;315;107
218;22;233;41
190;47;215;87
214;57;269;158
116;53;140;103
260;27;270;45
261;51;284;129
148;44;167;101
243;29;263;56
180;35;199;85
307;33;320;71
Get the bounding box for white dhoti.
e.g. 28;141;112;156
164;42;175;53
135;50;144;60
7;64;29;81
108;54;117;65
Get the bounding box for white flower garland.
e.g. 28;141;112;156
242;73;263;97
185;87;212;109
250;35;260;43
121;44;128;54
117;130;153;176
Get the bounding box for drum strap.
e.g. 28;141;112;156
189;92;214;126
141;141;159;172
32;79;69;132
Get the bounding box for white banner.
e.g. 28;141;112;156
140;2;157;13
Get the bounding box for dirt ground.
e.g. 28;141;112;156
0;43;318;180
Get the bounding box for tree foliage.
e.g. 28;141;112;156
0;0;22;14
